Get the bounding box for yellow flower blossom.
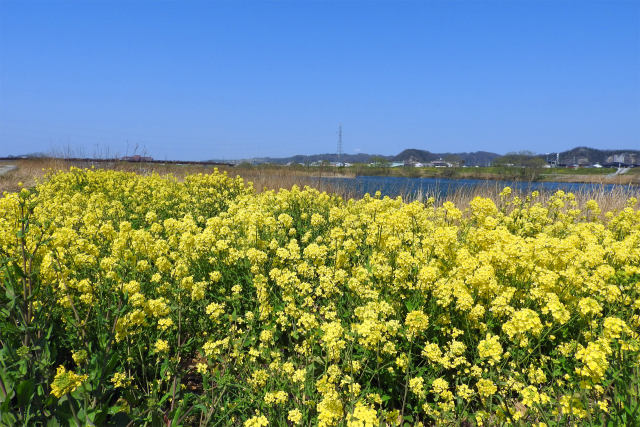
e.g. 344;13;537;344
50;366;88;398
153;339;169;354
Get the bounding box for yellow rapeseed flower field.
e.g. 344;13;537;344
0;168;638;425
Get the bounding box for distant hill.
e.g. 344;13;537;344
229;149;500;166
0;152;50;159
393;149;500;166
228;153;391;165
392;149;439;163
257;147;639;167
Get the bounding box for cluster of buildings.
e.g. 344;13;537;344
268;151;640;170
600;153;639;168
121;155;154;162
546;152;639;169
398;158;456;168
302;158;456;168
302;161;353;167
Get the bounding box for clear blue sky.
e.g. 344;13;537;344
1;0;638;160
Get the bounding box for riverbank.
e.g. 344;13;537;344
343;165;639;185
2;158;637;195
236;163;639;185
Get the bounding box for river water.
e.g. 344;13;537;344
321;175;638;199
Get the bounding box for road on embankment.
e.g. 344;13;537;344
0;165;18;176
607;167;630;178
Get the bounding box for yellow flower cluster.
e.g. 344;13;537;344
2;169;638;425
477;334;502;365
50;366;88;398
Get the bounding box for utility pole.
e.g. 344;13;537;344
337;124;343;166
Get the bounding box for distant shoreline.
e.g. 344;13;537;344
2;158;638;195
343;169;639;186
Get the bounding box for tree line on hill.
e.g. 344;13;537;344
230;147;639;168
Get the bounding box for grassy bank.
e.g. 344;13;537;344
345;164;638;185
236;163;638;185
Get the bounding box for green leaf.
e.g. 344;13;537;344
1;411;17;426
109;412;131;426
46;418;62;427
158;391;172;406
18;360;27;376
0;370;14;403
625;404;638;420
16;379;35;408
171;407;183;425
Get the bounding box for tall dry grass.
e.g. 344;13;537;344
418;182;637;213
0;158;223;194
0;159;357;196
0;158;67;193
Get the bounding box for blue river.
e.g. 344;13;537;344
321;175;638;199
